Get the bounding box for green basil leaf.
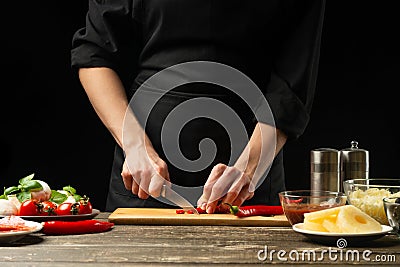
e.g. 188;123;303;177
4;186;19;195
62;185;76;195
23;180;43;191
17;191;31;202
73;194;82;202
19;173;35;185
0;195;6;199
49;190;68;204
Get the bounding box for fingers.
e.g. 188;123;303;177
230;185;254;207
138;170;151;199
122;163;141;196
122;158;170;199
154;159;171;182
131;181;139;195
121;161;133;191
199;164;255;214
222;172;253;205
197;164;227;209
147;160;170;197
206;166;242;213
200;164;227;202
148;173;167;198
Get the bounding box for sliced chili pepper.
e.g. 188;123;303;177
42;220;114;235
186;208;208;214
176;208;207;214
175;209;185;214
195;207;208;214
225;204;284;217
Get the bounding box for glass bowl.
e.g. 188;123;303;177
278;190;347;226
383;197;400;236
343;179;400;225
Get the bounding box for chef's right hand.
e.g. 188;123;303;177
121;144;170;199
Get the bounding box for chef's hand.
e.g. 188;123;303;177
197;123;287;214
197;163;254;214
122;143;170;199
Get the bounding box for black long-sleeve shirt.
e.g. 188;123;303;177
71;0;325;139
71;0;325;208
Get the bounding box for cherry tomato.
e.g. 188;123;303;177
56;202;79;215
78;196;93;215
19;199;41;216
39;201;58;216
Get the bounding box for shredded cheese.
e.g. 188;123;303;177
348;188;400;225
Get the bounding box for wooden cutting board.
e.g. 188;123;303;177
108;208;290;227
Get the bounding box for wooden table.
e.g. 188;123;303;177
1;212;400;266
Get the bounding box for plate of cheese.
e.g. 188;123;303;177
292;205;393;245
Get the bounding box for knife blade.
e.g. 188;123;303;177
160;184;199;215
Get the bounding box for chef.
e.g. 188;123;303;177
71;0;325;213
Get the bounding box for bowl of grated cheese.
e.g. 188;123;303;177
343;179;400;225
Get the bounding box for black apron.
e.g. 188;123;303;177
105;84;286;211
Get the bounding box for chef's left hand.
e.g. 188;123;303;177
197;163;254;214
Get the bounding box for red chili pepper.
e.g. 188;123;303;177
225;204;284;217
195;207;208;214
189;207;208;214
42;220;114;235
176;208;207;214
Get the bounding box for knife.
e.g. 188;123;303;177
160;184;199;215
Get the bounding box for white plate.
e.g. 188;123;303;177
293;223;393;245
0;220;43;243
1;209;100;222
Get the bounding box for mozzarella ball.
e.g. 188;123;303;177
0;199;18;215
30;180;51;202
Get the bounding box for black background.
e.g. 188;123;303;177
1;1;399;210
